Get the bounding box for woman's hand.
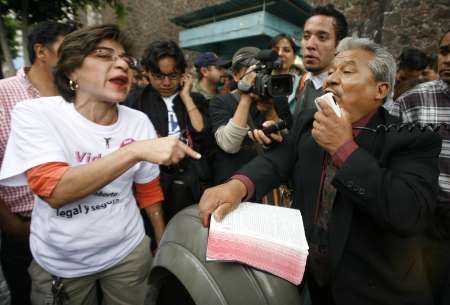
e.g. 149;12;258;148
132;136;201;166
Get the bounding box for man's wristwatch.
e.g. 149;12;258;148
237;80;252;93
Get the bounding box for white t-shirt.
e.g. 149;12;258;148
0;96;159;277
162;94;181;137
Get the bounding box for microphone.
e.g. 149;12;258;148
260;120;287;135
255;49;279;62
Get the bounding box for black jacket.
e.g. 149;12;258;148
125;86;211;217
237;108;441;305
209;92;292;184
126;85;209;150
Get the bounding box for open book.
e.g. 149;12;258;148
206;202;309;285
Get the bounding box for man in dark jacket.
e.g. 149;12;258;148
126;40;210;225
199;37;441;305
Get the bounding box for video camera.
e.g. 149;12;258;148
238;50;293;98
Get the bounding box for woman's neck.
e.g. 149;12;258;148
74;96;118;125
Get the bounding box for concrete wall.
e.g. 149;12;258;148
309;0;449;57
101;0;449;60
102;0;224;61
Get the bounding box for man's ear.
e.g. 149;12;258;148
375;82;390;101
34;43;46;62
200;66;208;78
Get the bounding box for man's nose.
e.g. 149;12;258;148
324;72;339;88
444;53;450;64
304;37;318;50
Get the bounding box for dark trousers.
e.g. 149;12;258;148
1;231;32;305
423;238;450;305
306;274;335;305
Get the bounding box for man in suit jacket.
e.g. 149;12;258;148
198;37;442;305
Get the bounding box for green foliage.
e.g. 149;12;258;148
0;15;19;61
0;0;125;63
0;0;125;23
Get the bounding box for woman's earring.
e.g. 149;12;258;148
69;79;79;91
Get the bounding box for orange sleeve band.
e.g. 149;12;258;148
26;162;70;197
135;177;164;209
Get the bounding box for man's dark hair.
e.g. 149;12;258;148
54;24;132;103
398;47;428;70
27;21;77;64
427;54;438;71
141;40;187;73
306;4;348;44
439;30;450;45
231;62;248;75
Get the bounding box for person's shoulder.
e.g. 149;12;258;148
416;80;447;92
118;103;148;121
383;109;441;148
122;86;146;108
209;93;239;117
211;92;238;105
0;74;20;88
11;96;66;121
119;104;157;136
397;80;444;101
189;91;209;109
14;96;63;110
190;91;205;101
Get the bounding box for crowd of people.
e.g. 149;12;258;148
0;3;448;305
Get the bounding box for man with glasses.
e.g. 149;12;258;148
0;21;76;305
193;52;230;100
126;39;209;230
126;39;211;304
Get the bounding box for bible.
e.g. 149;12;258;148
207;202;309;285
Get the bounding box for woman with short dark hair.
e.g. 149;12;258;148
0;24;200;305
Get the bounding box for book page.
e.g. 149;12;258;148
209;202;309;251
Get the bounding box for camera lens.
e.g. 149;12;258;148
268;75;293;97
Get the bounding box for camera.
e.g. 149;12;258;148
261;120;288;135
238;50;293;98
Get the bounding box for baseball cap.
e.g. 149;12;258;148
231;47;260;69
194;52;230;68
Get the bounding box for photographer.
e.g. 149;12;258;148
209;47;292;187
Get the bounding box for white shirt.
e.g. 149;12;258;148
162;93;181;138
306;71;328;90
0;96;159;277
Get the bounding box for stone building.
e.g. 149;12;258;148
101;0;449;60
